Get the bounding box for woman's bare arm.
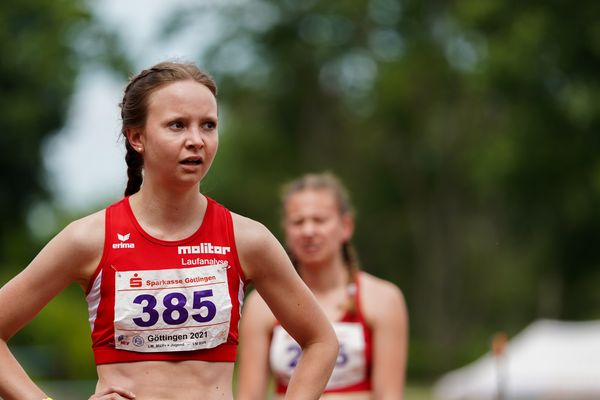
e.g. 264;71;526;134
233;214;338;400
363;274;409;400
236;290;276;400
0;212;104;400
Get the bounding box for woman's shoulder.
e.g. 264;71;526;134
50;209;107;275
230;211;266;231
230;212;275;251
358;271;407;321
230;212;289;279
359;271;403;297
30;209;107;287
62;209;106;249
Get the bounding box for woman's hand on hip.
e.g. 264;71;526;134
89;386;136;399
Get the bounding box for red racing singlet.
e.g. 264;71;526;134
270;273;373;394
85;196;247;365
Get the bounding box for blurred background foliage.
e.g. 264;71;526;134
1;0;599;392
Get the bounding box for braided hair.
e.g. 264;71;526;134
119;61;217;196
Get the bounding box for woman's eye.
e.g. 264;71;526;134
202;121;217;130
169;121;184;130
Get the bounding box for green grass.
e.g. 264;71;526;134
406;383;435;400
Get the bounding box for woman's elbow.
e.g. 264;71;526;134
321;325;340;368
303;324;339;364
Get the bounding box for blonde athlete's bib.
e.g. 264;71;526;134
271;276;373;394
270;322;367;390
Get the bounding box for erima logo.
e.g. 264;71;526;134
178;243;230;255
113;233;135;249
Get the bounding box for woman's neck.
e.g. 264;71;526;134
128;184;206;241
298;256;350;294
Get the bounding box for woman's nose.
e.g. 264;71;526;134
300;221;316;236
185;127;204;149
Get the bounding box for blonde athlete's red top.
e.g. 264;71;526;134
85;197;247;365
270;273;373;394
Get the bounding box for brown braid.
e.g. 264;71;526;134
119;61;217;196
124;141;144;196
341;241;361;315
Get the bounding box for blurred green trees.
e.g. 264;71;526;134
0;0;127;382
1;0;600;385
0;0;87;268
180;0;600;377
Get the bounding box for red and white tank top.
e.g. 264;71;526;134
270;273;373;394
85;196;247;365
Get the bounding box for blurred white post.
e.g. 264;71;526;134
492;332;508;400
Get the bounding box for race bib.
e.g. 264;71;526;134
114;263;231;352
270;322;366;389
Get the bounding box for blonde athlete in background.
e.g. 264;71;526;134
237;172;408;400
0;62;338;400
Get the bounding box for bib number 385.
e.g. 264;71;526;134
133;289;216;327
113;264;232;353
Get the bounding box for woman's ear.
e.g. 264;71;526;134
125;127;144;153
341;214;355;242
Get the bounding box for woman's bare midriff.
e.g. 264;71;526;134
274;391;372;400
96;360;234;400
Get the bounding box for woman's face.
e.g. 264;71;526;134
129;80;218;189
283;189;353;267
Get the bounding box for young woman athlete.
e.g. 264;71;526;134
0;62;338;400
237;172;408;400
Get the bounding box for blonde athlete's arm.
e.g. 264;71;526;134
233;214;338;400
236;290;277;400
362;273;409;400
0;211;136;400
